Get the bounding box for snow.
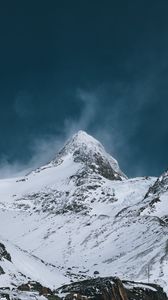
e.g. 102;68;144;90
51;130;127;178
0;131;167;295
124;281;157;292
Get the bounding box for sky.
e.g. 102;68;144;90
0;0;168;178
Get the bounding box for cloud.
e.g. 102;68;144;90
0;155;26;179
0;89;98;178
0;77;161;179
0;137;65;179
91;80;155;175
63;89;97;135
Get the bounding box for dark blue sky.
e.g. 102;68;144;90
0;1;168;177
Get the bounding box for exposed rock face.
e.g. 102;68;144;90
51;131;127;181
0;242;11;262
0;265;4;275
0;242;11;275
1;277;166;300
140;170;168;226
145;170;168;198
18;281;53;295
56;277;167;300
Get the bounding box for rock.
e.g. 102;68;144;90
93;271;99;275
0;243;11;262
0;265;5;274
18;280;53;296
56;276;167;300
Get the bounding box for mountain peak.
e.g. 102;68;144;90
71;130;93;141
71;130;99;144
53;130;127;181
65;130;106;153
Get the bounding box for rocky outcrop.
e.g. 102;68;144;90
0;242;11;262
73;148;123;181
0;242;11;275
51;131;127;181
0;265;4;275
144;170;168;198
18;281;53;296
0;277;167;300
56;277;167;300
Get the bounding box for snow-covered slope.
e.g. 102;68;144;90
0;130;168;296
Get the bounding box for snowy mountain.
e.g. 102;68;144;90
0;130;168;299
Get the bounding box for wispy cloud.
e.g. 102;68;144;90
0;77;160;179
0;89;97;178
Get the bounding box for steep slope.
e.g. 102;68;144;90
0;130;167;296
141;170;168;221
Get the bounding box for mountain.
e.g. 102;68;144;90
0;130;168;299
